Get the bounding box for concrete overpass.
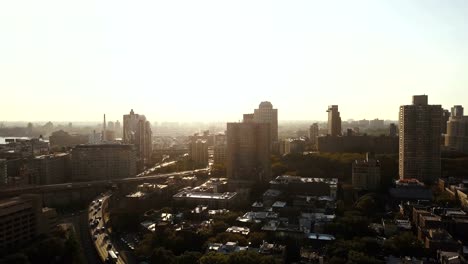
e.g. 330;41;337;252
0;169;208;207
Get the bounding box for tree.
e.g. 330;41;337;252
355;194;377;216
248;232;267;247
149;247;176;264
176;251;202;264
199;252;229;264
0;253;30;264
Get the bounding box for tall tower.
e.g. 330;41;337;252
445;105;468;153
102;114;107;142
399;95;442;182
253;101;278;143
327;105;342;136
226;122;271;183
123;109;152;170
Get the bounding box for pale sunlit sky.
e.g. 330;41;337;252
1;0;467;122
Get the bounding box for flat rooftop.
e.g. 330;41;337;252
173;191;237;200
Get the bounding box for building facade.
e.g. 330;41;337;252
399;95;442;182
253;101;278;143
31;153;70;185
226;122;271;183
0;159;6;186
309;123;319;149
71;144;136;182
445;105;468;153
123;109;152;168
49;130;88;148
0;195;57;251
189;139;208;167
327;105;342;136
213;144;227;166
352;152;381;190
389;123;397;137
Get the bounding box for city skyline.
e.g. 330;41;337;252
1;1;468;122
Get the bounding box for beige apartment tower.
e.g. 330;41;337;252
399;95;442;182
123;109;152;169
327;105;342;136
445;105;468;153
253;101;278;143
226;122;271;182
189;139;209;167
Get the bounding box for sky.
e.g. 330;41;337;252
1;0;467;123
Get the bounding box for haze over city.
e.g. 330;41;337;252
1;0;468;122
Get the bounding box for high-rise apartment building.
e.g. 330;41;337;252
252;101;278;143
327;105;342;136
389;123;397;137
71;144;136;181
441;109;450;134
123;109;152;168
352;152;381;190
445;105;468;153
226;122;271;182
189;139;208;167
213;144;227;166
399;95;442;182
309;123;319;148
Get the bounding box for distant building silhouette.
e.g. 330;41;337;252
389;123;397;137
327;105;341;136
399;95;442;182
189;139;208;168
123;109;152;170
445;105;468;153
309;123;319;149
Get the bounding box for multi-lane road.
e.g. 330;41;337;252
88;194;126;264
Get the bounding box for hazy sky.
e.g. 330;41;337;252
1;0;467;122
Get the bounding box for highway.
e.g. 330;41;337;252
0;168;209;196
88;194;126;264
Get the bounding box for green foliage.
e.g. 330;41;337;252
149;247;176;264
324;213;371;239
325;237;383;263
199;252;229;264
210;232;248;247
354;194;378;216
0;253;30;264
247;232;267;247
199;251;281;264
176;251;202;264
383;232;424;257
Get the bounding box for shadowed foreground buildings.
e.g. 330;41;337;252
0;194;57;252
399;95;442;182
226;122;271;183
352;152;381;191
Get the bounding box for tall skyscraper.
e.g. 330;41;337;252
327;105;342;136
189;139;208;168
123;109;153;168
389;123;397;137
309;123;319;149
253;101;278;143
399;95;442;182
226;122;271;183
445;105;468;153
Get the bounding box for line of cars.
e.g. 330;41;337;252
88;196;120;264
